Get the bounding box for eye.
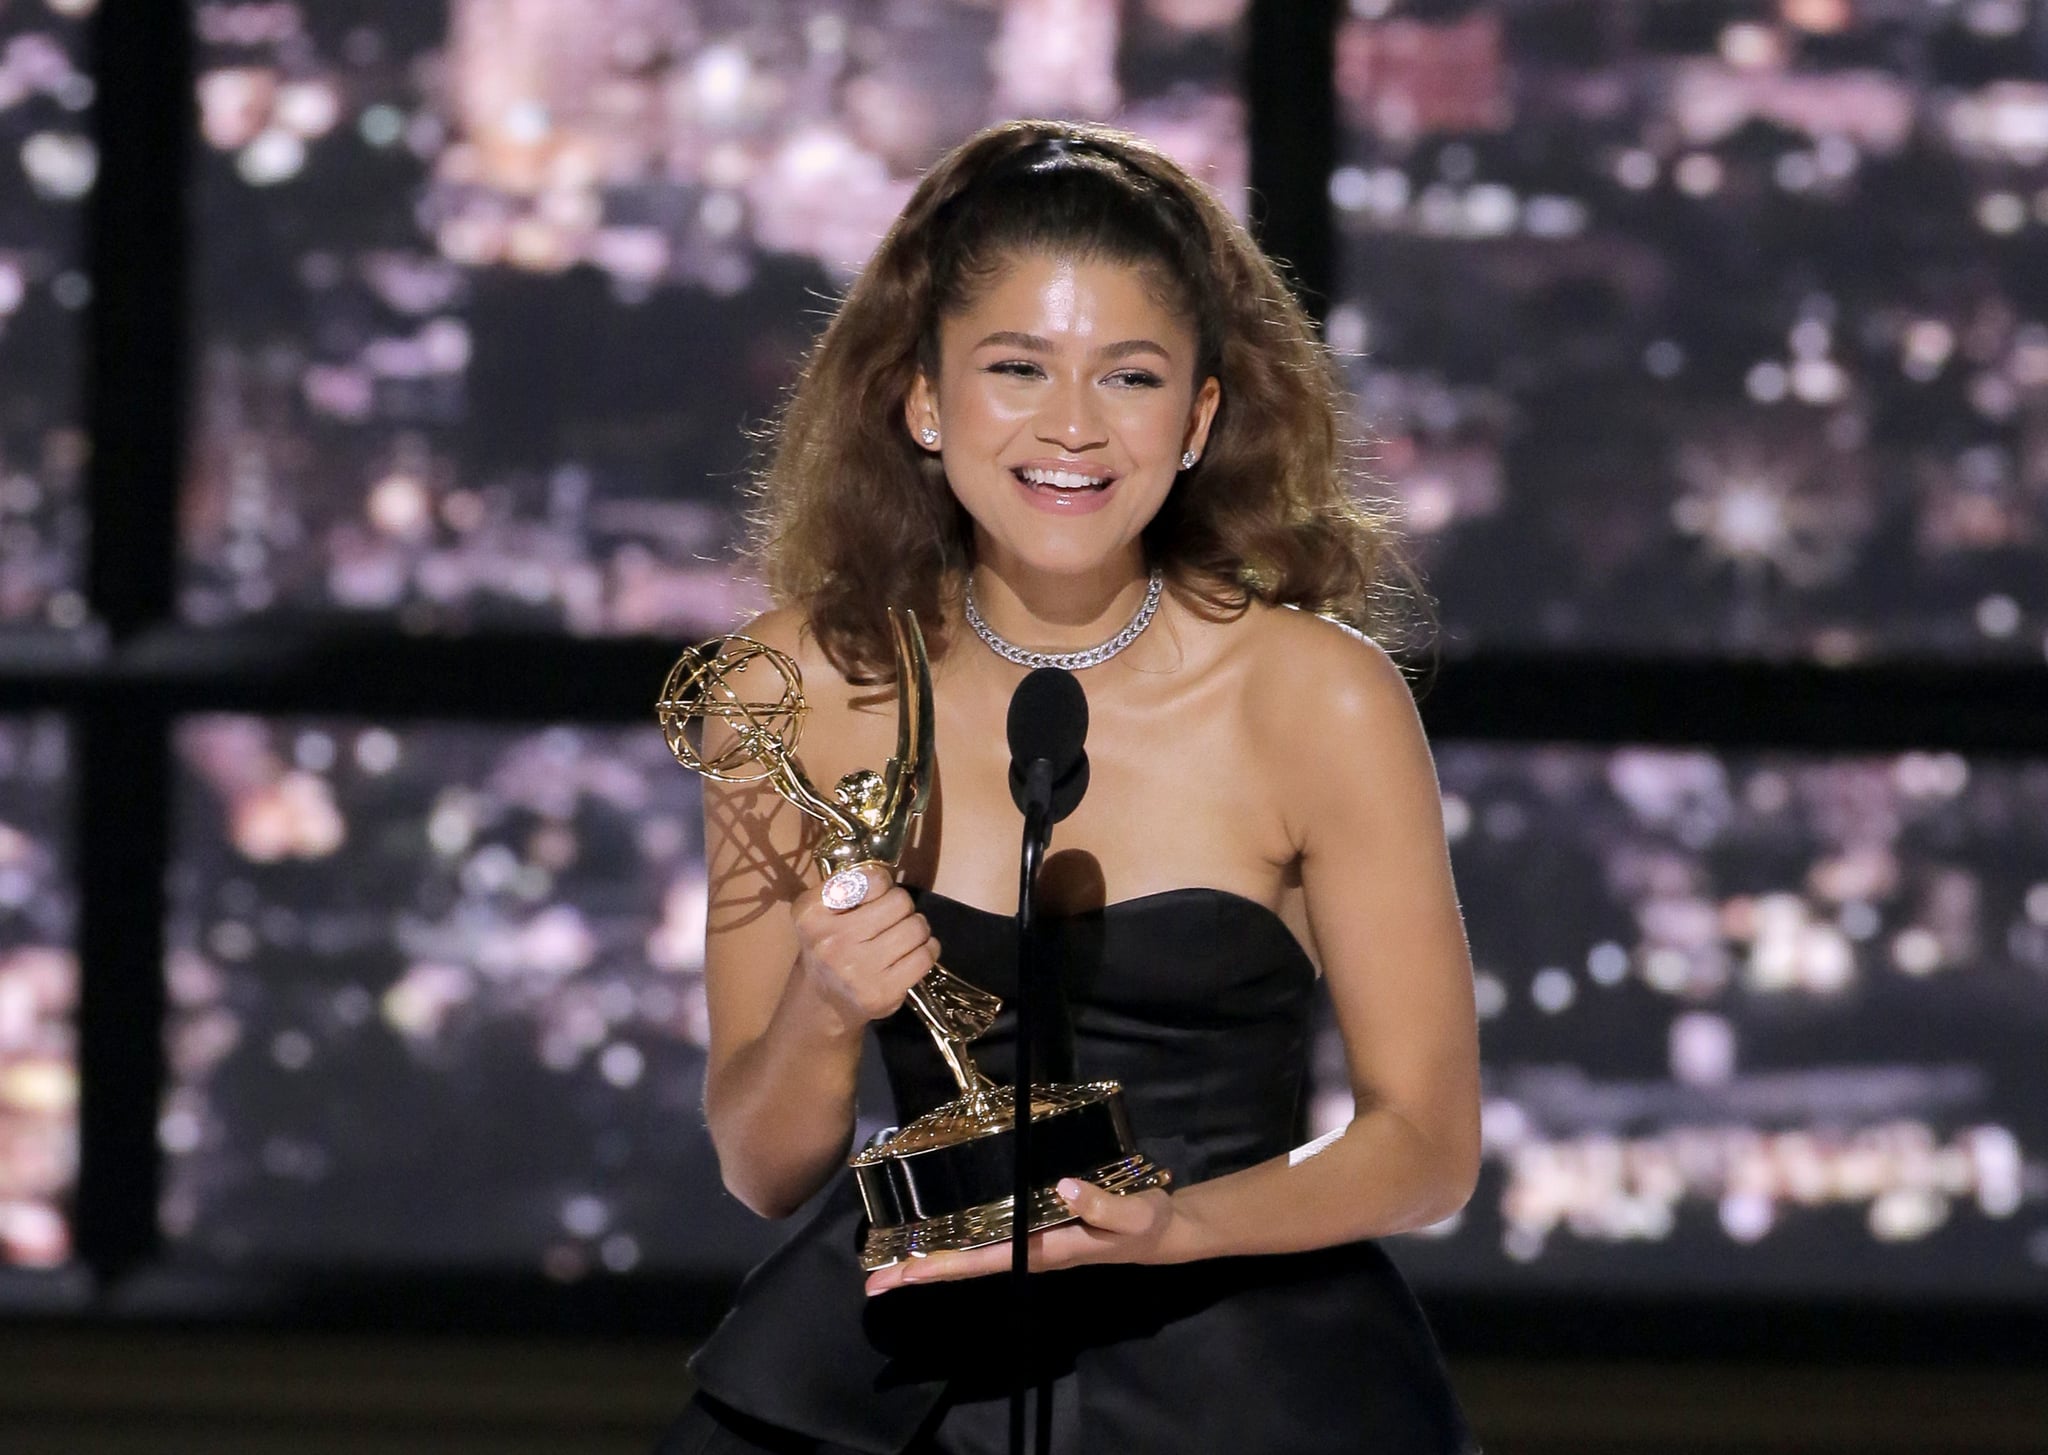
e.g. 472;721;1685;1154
985;359;1044;379
1106;369;1165;389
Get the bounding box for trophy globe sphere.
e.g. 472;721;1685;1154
656;637;808;783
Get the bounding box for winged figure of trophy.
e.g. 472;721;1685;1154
657;610;1167;1270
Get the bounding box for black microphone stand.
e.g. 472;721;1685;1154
1010;757;1054;1455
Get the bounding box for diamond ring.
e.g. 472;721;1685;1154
820;867;873;912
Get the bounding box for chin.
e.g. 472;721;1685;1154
979;504;1168;580
991;533;1145;580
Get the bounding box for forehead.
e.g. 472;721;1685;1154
943;251;1194;343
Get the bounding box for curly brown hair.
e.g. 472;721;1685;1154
747;118;1419;682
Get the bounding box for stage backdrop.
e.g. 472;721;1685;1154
178;0;1246;634
1316;740;2048;1298
1331;0;2048;661
158;716;2048;1297
0;0;90;637
9;1;2047;1308
0;714;73;1272
0;0;90;1282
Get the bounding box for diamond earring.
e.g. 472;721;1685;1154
1180;450;1198;470
919;427;940;446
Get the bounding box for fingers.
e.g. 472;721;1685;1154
793;879;912;951
799;866;900;928
865;1243;1009;1295
864;1233;1053;1294
864;1188;1142;1294
1056;1178;1146;1235
841;899;939;998
867;909;938;970
819;862;885;913
790;874;939;1026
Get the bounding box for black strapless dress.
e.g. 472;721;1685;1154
677;888;1476;1454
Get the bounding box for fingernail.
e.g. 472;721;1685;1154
1057;1179;1082;1201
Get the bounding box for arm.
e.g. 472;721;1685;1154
697;612;942;1218
1154;629;1481;1256
864;623;1478;1288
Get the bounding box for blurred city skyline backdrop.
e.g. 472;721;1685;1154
154;718;2048;1296
178;0;1247;634
0;0;2045;1317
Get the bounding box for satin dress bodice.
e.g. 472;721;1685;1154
687;888;1474;1455
876;887;1320;1189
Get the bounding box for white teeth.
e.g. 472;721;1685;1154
1018;467;1111;491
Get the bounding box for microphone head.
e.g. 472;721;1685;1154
1007;668;1090;822
1007;667;1088;772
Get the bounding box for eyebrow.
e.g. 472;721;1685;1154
973;330;1174;362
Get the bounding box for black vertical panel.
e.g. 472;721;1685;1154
70;705;172;1283
73;0;191;1279
84;0;188;635
1247;0;1338;315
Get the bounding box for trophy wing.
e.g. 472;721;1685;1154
880;609;936;829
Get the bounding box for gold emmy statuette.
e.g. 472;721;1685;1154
657;610;1169;1271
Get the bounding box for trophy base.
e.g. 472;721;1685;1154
859;1153;1167;1271
850;1080;1171;1273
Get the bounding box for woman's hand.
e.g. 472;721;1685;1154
790;868;941;1039
863;1180;1185;1295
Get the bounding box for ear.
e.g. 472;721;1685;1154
1182;375;1222;464
904;372;941;452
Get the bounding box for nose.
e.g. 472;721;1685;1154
1034;376;1107;452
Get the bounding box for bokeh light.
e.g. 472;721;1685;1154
1309;743;2048;1296
179;0;1248;635
1333;3;2048;661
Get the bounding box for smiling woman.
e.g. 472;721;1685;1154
657;121;1479;1455
904;252;1218;587
748;120;1417;685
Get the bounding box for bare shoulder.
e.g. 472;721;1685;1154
1237;603;1417;735
721;606;892;764
1228;605;1438;863
728;606;821;678
719;607;851;701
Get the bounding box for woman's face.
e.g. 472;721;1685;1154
907;251;1219;582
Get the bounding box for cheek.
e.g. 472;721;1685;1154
1102;389;1198;454
952;388;1030;435
1132;390;1195;434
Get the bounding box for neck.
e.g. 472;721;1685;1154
966;546;1152;651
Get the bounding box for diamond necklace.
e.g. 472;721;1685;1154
963;569;1165;671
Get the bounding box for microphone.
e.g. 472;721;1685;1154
1007;667;1089;827
1002;667;1090;1449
